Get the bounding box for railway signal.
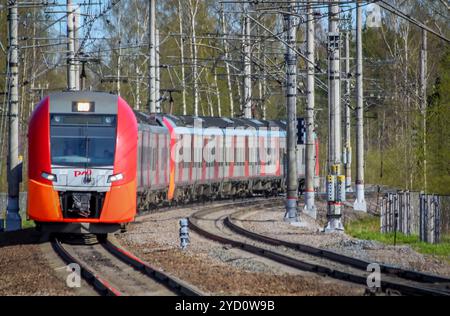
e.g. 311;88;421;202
297;118;306;145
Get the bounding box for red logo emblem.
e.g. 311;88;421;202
74;170;92;177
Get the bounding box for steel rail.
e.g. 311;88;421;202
188;208;450;296
102;239;205;296
226;210;450;285
51;238;122;296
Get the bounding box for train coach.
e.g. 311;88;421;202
27;91;316;234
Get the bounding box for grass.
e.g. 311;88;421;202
345;215;450;261
22;218;36;229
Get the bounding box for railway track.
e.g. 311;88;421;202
52;237;204;296
227;208;450;285
188;201;450;296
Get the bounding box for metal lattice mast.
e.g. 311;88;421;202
325;1;345;232
354;0;367;212
304;1;317;218
284;0;299;223
148;0;156;113
5;0;22;231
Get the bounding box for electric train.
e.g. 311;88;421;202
27;91;319;234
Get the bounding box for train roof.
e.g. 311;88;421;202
134;111;161;126
159;114;286;130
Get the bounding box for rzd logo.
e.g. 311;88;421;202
74;170;92;177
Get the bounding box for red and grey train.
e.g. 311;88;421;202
27;91;319;234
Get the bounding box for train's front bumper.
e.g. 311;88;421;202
27;179;136;223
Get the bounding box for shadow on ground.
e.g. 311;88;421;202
0;228;46;247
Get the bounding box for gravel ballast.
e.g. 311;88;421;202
0;229;82;296
116;205;366;296
236;198;450;277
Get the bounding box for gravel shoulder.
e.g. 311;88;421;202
116;205;366;296
0;229;93;296
236;198;450;277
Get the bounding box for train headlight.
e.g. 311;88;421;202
72;101;95;112
107;173;123;183
41;172;57;182
77;102;91;112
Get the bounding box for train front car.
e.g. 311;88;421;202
27;91;138;234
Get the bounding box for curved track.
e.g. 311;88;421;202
188;201;450;296
227;208;450;284
52;237;204;296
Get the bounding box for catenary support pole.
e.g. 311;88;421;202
6;0;22;231
304;1;317;218
148;0;156;113
117;10;122;96
344;27;352;192
190;1;199;116
420;28;427;193
74;5;80;90
222;3;234;117
354;0;367;212
243;14;252;119
284;0;299;223
156;28;161;113
325;1;345;232
66;0;76;91
178;0;187;115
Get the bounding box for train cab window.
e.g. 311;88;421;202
50;114;117;167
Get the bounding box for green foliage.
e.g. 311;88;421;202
22;218;35;229
345;216;450;261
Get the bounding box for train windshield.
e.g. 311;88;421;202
50;114;117;167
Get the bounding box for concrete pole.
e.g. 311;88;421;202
117;11;122;96
148;0;156;113
325;1;344;232
420;29;427;193
284;1;299;223
354;1;367;212
67;0;76;91
190;2;199;116
155;28;161;113
243;15;252;119
178;0;187;115
136;65;141;110
74;5;80;91
222;4;234;117
214;69;222;117
344;30;353;192
304;2;316;218
6;1;22;231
